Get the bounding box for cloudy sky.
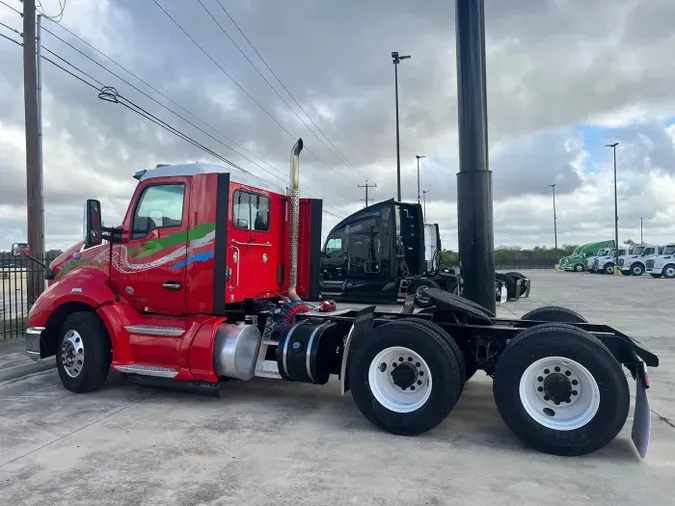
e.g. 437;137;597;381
1;0;675;253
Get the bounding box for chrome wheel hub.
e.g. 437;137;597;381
60;330;85;378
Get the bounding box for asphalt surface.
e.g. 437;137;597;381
1;270;674;506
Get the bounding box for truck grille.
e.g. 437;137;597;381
618;258;624;267
646;259;655;269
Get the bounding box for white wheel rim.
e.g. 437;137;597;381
666;267;675;277
518;356;600;431
368;346;432;413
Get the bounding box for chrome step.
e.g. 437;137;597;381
115;364;179;378
124;325;185;337
255;359;281;379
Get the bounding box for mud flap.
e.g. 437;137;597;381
631;362;651;459
340;305;375;396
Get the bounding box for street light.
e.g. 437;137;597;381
392;51;411;202
640;217;643;244
422;190;429;221
548;184;558;254
606;142;619;268
416;155;426;204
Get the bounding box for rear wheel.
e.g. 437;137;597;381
348;320;463;435
521;306;587;323
56;312;112;393
493;323;629;456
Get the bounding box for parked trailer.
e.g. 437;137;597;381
646;243;675;278
319;202;530;308
13;140;658;459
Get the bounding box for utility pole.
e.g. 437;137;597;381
23;0;45;302
640;218;643;244
416;155;426;204
358;180;377;208
455;0;495;313
548;183;558;253
606;142;619;268
422;190;429;221
391;51;410;202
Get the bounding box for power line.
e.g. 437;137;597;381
42;20;290;182
0;20;21;38
151;0;360;185
201;0;372;184
0;28;22;46
36;0;66;23
214;0;372;182
0;0;21;17
39;31;346;215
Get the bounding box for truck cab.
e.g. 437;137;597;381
619;244;659;276
586;248;610;273
646;243;675;278
564;240;615;272
592;247;629;275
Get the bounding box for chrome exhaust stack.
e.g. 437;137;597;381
287;138;304;301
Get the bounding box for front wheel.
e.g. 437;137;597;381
348;320;463;436
603;263;615;275
574;264;584;272
631;263;644;276
56;312;112;393
664;265;675;279
493;323;629;456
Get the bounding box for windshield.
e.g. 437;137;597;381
663;245;675;255
596;249;607;256
633;246;644;255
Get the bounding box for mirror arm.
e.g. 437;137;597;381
102;226;123;243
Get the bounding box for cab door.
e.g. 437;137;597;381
227;185;281;302
111;178;189;315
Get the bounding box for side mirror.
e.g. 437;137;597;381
11;242;31;257
85;199;103;247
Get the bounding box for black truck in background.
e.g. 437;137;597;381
319;199;530;307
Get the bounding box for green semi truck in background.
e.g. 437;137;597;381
559;240;615;272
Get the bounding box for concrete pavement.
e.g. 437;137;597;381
1;270;674;505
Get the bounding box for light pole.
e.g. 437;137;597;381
606;142;619;267
422;190;429;221
640;217;643;244
416;155;426;204
392;51;411;202
548;184;558;254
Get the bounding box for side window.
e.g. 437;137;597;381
232;190;270;232
325;237;343;254
132;184;185;239
644;248;654;255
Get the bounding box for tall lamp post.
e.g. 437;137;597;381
548;183;558;254
422;190;429;221
606;142;620;268
392;51;411;202
416;155;426;204
640;218;643;244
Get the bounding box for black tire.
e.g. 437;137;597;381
397;318;466;398
630;263;644;276
505;271;525;280
574;264;584;272
506;271;530;296
521;306;587;323
603;263;615;275
496;273;518;300
493;323;630;456
56;312;112;393
663;264;675;279
347;320;462;436
410;278;441;308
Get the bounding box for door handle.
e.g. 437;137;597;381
162;281;182;291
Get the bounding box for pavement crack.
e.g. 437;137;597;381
0;392;155;469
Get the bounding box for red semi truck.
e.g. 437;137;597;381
14;139;658;458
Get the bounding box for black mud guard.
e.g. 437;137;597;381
340;305;376;395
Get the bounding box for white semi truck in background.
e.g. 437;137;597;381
593;247;630;275
646;243;675;278
618;244;660;276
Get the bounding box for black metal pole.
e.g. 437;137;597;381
640;218;643;244
394;62;401;201
455;0;495;313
